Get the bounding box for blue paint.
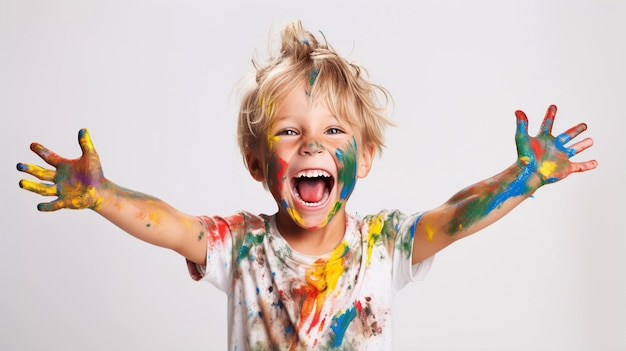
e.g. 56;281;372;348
487;166;533;213
411;213;425;239
335;138;357;200
329;306;357;348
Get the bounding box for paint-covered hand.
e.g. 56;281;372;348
17;128;105;211
515;105;597;188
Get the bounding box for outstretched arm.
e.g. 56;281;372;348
17;129;208;264
411;105;597;264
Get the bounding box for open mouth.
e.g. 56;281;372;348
292;170;335;207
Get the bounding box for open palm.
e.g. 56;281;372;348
17;128;105;211
515;105;597;186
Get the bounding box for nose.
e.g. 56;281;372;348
299;139;325;156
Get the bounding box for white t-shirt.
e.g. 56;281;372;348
187;210;433;350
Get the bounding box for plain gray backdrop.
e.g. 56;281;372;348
2;0;624;350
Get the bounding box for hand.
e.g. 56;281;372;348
515;105;597;187
17;128;105;211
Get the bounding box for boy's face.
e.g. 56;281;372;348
248;85;373;230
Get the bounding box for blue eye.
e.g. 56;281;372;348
277;129;297;136
326;127;344;135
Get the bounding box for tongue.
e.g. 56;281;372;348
297;179;326;203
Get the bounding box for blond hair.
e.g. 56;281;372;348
237;21;393;168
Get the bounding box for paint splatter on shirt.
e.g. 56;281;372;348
187;210;433;350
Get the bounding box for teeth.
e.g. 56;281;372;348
295;169;331;178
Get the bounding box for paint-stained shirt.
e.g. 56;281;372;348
187;210;433;350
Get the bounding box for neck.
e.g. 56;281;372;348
275;210;347;256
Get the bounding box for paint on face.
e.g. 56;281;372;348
264;131;360;229
266;141;305;226
323;137;359;225
335;137;358;200
266;151;288;197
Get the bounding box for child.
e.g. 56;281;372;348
16;21;597;350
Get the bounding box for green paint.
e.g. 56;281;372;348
237;231;266;263
326;201;342;222
336;138;358;200
309;68;319;86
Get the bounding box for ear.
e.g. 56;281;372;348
245;150;266;182
357;143;375;178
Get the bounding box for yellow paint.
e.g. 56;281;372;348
148;208;163;225
28;165;55;181
539;161;558;178
287;207;304;225
181;216;192;230
519;156;531;165
23;180;56;196
258;95;274;119
267;134;280;151
366;214;384;265
425;221;434;242
298;241;349;333
310;241;348;293
79;129;95;152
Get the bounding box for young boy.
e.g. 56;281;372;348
16;21;597;350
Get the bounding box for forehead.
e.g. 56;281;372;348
272;85;338;123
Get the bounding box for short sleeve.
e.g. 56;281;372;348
186;215;234;292
388;211;434;292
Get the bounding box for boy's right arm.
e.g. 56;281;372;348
17;128;208;265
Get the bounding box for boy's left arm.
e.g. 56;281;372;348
412;105;597;264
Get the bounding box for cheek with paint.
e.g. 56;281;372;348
326;138;358;223
264;138;305;225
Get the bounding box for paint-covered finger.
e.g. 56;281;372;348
16;163;56;181
557;123;587;145
30;142;63;167
37;200;65;212
18;179;58;196
78;128;96;154
567;137;594;157
515;110;529;136
539;105;557;136
569;159;598;173
514;110;532;163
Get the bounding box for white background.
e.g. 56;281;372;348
2;0;624;350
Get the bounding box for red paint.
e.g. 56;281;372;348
530;139;542;159
203;216;229;244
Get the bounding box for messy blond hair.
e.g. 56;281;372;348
237;21;393;168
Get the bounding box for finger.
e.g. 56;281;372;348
78;128;96;155
30;142;63;167
557;123;587;145
539;105;557;136
19;179;58;196
515;109;529;136
566;137;594;157
569;160;598;173
514;110;532;162
16;163;56;181
38;200;65;212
